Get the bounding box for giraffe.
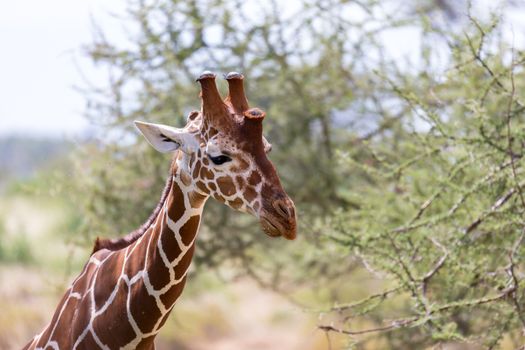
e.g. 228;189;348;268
23;71;297;350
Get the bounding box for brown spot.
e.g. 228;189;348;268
244;186;257;203
71;291;93;339
148;245;173;290
123;236;149;277
129;280;162;334
200;166;214;180
213;193;225;202
135;335;156;349
160;276;188;308
188;153;196;168
217;176;236;197
174;244;194;277
180;170;192;186
253;201;260;212
236;176;246;189
196;181;208;193
167;185;186;223
236;158;250;171
193;160;201;178
160;226;183;262
49;295;80;338
74;331;100;349
203;157;209;166
180;215;200;246
93;280;136;348
94;253;125;310
248;171;261;186
160;244;194;306
71;261;97;295
208;182;217;191
229;197;244;209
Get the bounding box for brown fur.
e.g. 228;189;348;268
24;72;297;350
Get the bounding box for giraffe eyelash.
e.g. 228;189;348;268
208;154;232;165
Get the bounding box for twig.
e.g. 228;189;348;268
505;41;525;210
328;286;402;312
465;15;525;110
319;290;513;337
421;238;448;296
464;187;517;235
408;156;474;225
318;317;417;336
506;228;525;328
447;159;516;217
392;159;517;236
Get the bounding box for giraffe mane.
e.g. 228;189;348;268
92;172;173;254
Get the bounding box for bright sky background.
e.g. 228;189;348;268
0;0;523;138
0;0;127;137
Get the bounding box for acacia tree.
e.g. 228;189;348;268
70;0;525;347
319;15;525;350
75;0;410;273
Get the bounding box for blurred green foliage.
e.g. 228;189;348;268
49;0;525;348
0;219;6;261
0;218;33;264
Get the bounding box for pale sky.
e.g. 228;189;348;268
0;0;126;137
0;0;522;138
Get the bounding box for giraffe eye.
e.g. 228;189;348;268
208;154;232;165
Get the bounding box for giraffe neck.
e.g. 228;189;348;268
26;161;210;350
147;164;208;305
122;162;209;341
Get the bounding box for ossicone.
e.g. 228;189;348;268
243;108;265;121
224;71;250;115
196;71;229;127
195;71;266;126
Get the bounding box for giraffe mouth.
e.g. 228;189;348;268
260;215;296;240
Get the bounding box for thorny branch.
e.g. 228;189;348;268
421;238;448;296
505;44;525;210
327;286;402;313
318;289;515;337
506;227;525;330
464;186;518;235
321;13;525;345
465;14;525;110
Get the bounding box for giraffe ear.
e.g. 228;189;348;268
262;136;272;153
134;121;195;153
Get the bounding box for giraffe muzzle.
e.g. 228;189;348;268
259;197;297;240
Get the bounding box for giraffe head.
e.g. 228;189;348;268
135;72;297;240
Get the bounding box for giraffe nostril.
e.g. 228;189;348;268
273;199;291;218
